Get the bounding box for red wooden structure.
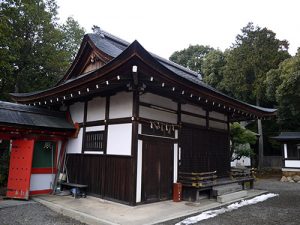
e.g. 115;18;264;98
6;140;34;200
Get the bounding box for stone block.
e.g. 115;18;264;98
217;190;248;203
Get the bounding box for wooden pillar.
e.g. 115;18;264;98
206;110;209;129
81;101;88;153
131;65;139;205
177;102;181;175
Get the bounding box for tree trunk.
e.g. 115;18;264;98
257;98;264;169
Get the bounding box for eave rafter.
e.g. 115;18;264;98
11;40;276;121
128;57;276;121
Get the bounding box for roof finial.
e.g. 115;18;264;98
92;25;105;38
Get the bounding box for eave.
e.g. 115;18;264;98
10;40;276;121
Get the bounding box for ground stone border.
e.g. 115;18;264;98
280;175;300;183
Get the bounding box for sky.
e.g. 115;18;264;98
56;0;300;59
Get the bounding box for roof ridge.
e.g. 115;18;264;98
89;30;201;78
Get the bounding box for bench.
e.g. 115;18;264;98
230;167;256;189
61;182;88;198
178;171;217;201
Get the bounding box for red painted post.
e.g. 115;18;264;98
173;182;182;202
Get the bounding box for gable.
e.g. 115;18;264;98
81;50;106;74
57;35;113;85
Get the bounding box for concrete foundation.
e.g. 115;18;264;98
217;190;248;203
32;189;264;225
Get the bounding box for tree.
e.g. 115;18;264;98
0;0;84;100
202;49;227;91
222;22;290;104
266;49;300;130
221;23;290;169
230;122;257;161
60;17;85;63
169;45;214;75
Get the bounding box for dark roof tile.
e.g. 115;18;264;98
0;101;74;130
272;132;300;141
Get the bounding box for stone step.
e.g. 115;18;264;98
212;184;243;196
217;190;248;203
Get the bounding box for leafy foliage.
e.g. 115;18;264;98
202;49;227;91
222;22;290;104
60;17;85;63
169;45;214;75
230;123;257;161
0;0;84;100
266;50;300;130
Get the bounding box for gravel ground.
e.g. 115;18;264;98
165;178;300;225
0;202;86;225
0;179;299;225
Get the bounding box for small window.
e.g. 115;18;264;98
84;131;105;152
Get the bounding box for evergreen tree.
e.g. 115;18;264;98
266;49;300;130
169;45;214;75
0;0;84;100
202;49;227;91
222;22;290;105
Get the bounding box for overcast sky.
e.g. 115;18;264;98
56;0;300;59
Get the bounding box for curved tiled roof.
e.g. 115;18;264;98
0;101;74;130
87;31;276;114
10;29;276;117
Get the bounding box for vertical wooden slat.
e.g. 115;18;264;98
179;125;230;177
66;154;133;203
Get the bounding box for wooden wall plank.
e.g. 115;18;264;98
66;154;134;204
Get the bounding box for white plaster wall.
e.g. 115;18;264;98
140;93;177;110
181;103;206;116
231;156;251;167
136;140;143;203
174;143;178;183
30;174;55;191
139;106;177;124
282;168;300;172
181;114;206;126
67;128;83;154
87;97;106;121
107;123;132;155
209;120;228;130
110;92;133;119
86;126;105;132
285;160;300;168
210;111;227;121
69;102;84;123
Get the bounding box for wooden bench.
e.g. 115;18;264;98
61;182;88;198
178;171;217;201
230;167;256;189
